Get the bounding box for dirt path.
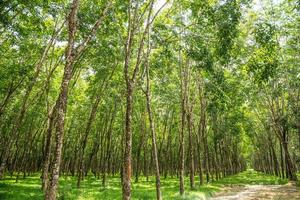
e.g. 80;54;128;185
210;183;300;200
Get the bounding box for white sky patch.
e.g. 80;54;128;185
55;41;67;47
153;0;171;13
252;0;283;11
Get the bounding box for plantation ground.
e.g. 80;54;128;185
211;183;300;200
0;170;298;199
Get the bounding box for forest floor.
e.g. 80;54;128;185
209;170;300;200
0;170;298;199
210;182;300;200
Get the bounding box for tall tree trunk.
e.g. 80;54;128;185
282;140;297;181
135;112;146;183
203;132;210;182
121;1;156;198
186;96;195;189
44;1;110;197
144;46;162;200
268;133;279;176
121;2;135;198
42;105;56;191
179;63;187;195
77;93;102;188
199;86;209;183
45;1;79;199
164;114;173;179
196;82;204;185
278;141;284;178
122;84;133;200
41;47;61;191
102;101;117;187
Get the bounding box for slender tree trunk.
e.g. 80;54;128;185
145;48;162;200
268;135;279;176
203;133;210;183
199;90;209;182
214;140;220;180
45;1;79;199
164;116;173;179
103;102;117;187
143;138;149;181
122;84;133;200
135;113;146;183
77;93;102;188
41;47;61;191
196;82;204;185
282;140;297;181
187;100;195;189
122;0;156;198
42;105;56;191
179;64;187;195
122;2;135;198
279;141;284;178
44;0;110;196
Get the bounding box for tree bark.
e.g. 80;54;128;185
122;1;156;199
135;112;146;183
144;45;162;200
42;105;56;191
186;85;195;189
179;62;187;195
122;83;133;200
44;1;80;199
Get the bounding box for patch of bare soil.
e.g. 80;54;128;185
210;182;300;200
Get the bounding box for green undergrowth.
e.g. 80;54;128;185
0;170;289;200
297;173;300;187
214;170;288;186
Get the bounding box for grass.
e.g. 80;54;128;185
297;173;300;187
0;170;289;200
214;170;288;186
